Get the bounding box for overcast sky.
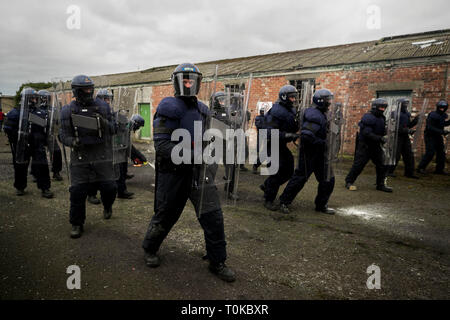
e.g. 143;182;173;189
0;0;449;95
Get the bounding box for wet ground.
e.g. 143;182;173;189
0;134;449;300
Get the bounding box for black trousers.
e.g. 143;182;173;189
254;129;263;168
51;148;62;174
263;143;294;202
69;181;117;226
10;141;51;191
279;141;335;208
388;134;415;176
345;140;387;187
418;134;446;173
116;162;128;195
142;166;227;265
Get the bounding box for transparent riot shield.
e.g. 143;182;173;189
231;74;253;206
412;98;428;156
112;87;135;165
16;89;36;164
382;101;401;166
324;102;345;181
113;109;131;164
58;83;118;186
197;65;220;218
295;82;314;173
47;86;61;164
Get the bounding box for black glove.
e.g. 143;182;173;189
285;133;300;142
301;134;315;145
380;136;387;144
408;129;416;135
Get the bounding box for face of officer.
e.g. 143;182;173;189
400;101;409;113
77;87;94;105
183;79;195;89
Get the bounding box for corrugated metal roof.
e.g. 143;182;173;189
58;29;450;90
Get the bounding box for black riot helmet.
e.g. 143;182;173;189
96;88;113;104
21;87;38;108
37;90;52;107
278;85;298;106
436;100;448;114
71;75;95;105
210;91;226;110
171;63;203;97
371;98;388;117
397;98;410;113
312;89;334;112
130;114;145;132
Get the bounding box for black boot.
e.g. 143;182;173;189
70;225;83;239
227;193;239;201
417;168;426;174
103;206;113;220
53;172;63;181
345;182;357;191
208;262;236;282
387;172;396;178
118;190;134;199
41;189;54;199
239;165;248;172
315;205;336;215
376;185;393;193
88;195;101;205
264;201;279;211
279;203;290;214
144;252;161;268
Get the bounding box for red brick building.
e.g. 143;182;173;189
56;29;450;156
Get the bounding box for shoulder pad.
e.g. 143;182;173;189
361;113;376;126
6;108;20;119
197;101;210;117
156;97;185;119
429;111;444;120
270;103;289;121
304;107;323;123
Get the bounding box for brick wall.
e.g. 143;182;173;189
146;62;450;157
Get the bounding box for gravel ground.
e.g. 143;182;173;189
0;133;449;300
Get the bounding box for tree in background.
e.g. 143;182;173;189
14;82;53;106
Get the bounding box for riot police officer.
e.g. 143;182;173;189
4;88;54;198
59;75;117;238
386;98;419;179
345;98;393;192
115;114;145;198
417;100;450;174
260;85;300;210
38;90;63;181
253;107;265;174
279;89;336;215
142;63;235;282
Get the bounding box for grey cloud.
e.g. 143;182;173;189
0;0;449;94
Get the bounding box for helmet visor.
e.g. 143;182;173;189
174;73;201;96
